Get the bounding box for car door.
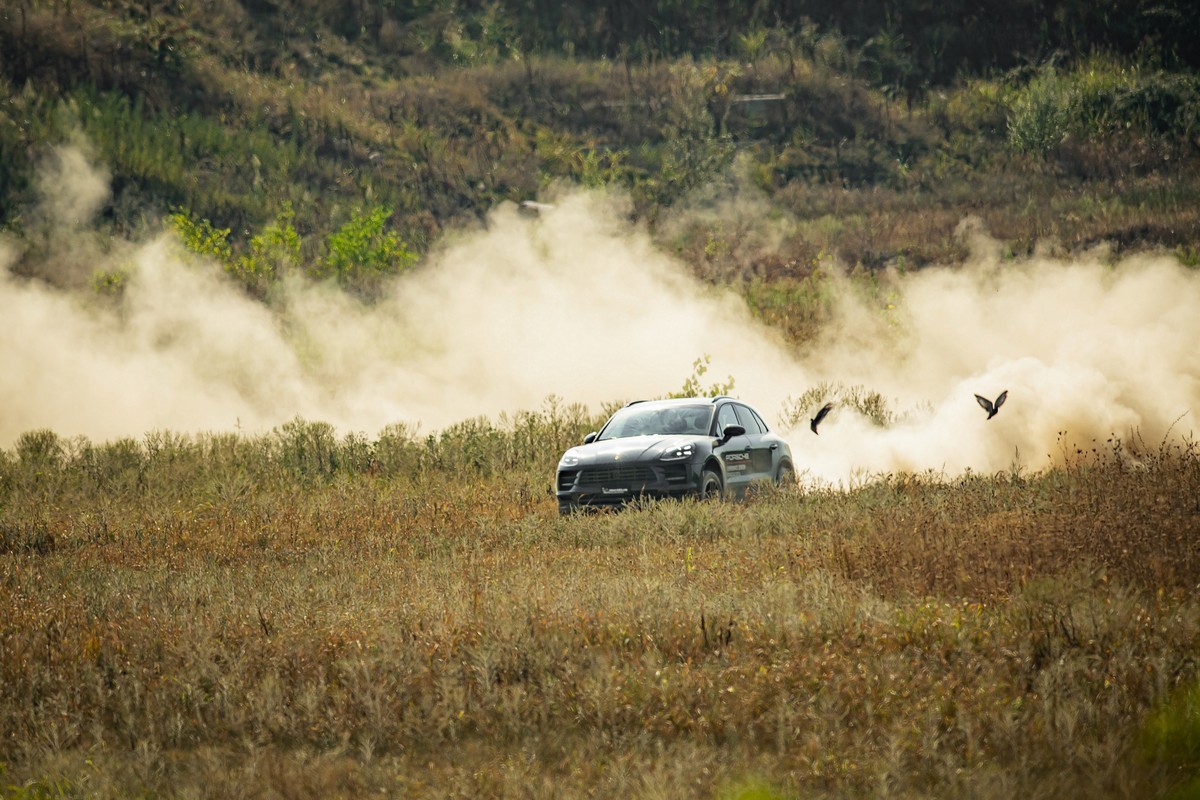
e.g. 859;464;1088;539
712;402;753;492
733;403;776;482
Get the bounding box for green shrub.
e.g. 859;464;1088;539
1071;56;1200;139
14;430;64;472
273;418;344;482
321;205;416;294
226;204;302;297
168;211;233;263
1007;68;1071;157
1142;678;1200;800
667;355;736;399
1008;58;1200;158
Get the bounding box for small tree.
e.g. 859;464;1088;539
169;206;301;298
227;204;301;297
1008;68;1072;158
168;211;232;263
322;205;416;295
668;355;735;399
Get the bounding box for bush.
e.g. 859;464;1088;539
1142;678;1200;800
1007;68;1072;157
321;205;417;295
1008;58;1200;159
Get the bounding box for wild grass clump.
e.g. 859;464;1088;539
1007;57;1200;161
0;400;602;513
778;383;896;430
1141;677;1200;800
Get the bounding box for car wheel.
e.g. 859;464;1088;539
775;461;795;486
699;468;724;500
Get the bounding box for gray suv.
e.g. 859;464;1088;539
555;396;794;514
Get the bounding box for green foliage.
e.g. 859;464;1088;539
1007;68;1072;157
169;208;299;295
532;128;630;188
1141;678;1200;800
168;211;233;263
169;203;415;297
667;355;736;399
0;79;41;211
14;430;64;472
574;147;628;188
440;1;523;65
1070;56;1200;139
735;28;770;66
0;768;74;800
91;268;128;297
743;270;839;343
321;205;416;292
0;518;54;556
1008;58;1200;157
0;400;602;505
718;780;792;800
273;418;344;481
3;0;1200;318
1177;245;1200;270
931;78;1014;137
863;26;917;98
226;204;302;296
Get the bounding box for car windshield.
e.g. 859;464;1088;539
597;404;713;440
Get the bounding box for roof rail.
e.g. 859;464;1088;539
623;399;648;407
709;395;734;403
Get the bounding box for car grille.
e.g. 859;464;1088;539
578;465;656;486
559;464;691;494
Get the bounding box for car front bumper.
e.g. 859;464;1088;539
555;460;703;513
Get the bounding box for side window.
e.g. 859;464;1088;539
715;404;739;435
734;404;764;434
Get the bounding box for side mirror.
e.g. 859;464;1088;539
718;424;745;444
583;432;598;444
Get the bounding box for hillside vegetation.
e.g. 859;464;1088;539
3;0;1200;312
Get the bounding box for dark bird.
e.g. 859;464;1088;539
975;390;1008;420
810;402;834;434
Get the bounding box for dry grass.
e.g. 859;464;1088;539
1;424;1198;798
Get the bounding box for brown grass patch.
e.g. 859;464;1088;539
1;429;1198;797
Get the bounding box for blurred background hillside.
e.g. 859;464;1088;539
2;0;1199;315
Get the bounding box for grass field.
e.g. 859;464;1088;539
2;420;1198;798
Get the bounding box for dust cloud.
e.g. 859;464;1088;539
788;247;1200;483
2;144;1197;484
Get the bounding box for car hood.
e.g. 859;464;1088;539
562;435;708;466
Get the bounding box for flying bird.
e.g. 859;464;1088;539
810;402;834;434
975;390;1008;420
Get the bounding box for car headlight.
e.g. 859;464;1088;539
660;443;695;462
559;453;580;467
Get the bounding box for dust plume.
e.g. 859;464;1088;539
0;145;793;446
2;143;1198;485
786;231;1200;483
